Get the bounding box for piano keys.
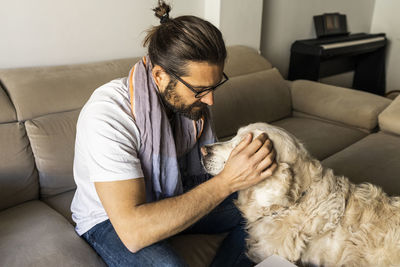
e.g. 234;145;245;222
288;33;387;95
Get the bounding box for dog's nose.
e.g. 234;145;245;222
200;146;208;156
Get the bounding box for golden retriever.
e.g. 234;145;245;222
201;122;400;267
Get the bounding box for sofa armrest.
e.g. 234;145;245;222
290;80;391;130
379;95;400;135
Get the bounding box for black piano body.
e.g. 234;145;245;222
288;33;387;95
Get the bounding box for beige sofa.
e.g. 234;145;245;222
0;45;398;266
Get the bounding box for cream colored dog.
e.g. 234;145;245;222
201;122;400;267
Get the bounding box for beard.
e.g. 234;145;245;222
159;80;208;121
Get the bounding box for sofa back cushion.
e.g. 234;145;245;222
291;80;391;130
25;110;80;198
378;95;400;135
0;123;39;210
224;45;272;77
0;84;16;123
0;88;38;210
0;58;138;121
211;68;291;139
0;45;273;205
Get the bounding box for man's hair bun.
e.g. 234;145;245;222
153;0;171;24
144;1;226;79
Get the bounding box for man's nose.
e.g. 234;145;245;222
200;92;214;106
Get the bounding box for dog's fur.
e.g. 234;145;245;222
201;122;400;267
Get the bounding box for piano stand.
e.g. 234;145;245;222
288;33;387;96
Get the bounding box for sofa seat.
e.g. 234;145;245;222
170;234;226;267
322;132;400;196
272;116;368;160
41;188;226;266
0;200;105;266
42;190;76;225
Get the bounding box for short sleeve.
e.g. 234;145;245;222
77;101;144;182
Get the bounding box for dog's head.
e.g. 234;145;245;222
201;122;308;176
201;123;322;210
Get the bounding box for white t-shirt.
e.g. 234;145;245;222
70;77;144;236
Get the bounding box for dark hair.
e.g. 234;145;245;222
143;0;227;77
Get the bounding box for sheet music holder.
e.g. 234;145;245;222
314;13;349;38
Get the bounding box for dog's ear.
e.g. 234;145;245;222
292;155;323;188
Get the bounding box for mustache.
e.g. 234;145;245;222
191;101;207;109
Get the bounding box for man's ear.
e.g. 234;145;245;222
152;65;170;92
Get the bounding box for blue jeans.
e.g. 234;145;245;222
82;193;254;267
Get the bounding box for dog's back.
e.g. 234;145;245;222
233;123;400;266
202;122;400;266
300;181;400;266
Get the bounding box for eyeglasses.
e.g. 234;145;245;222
168;71;229;98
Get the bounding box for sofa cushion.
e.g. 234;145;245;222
0;86;16;123
25;110;79;198
378;95;400;135
0;58;137;121
0;200;106;267
0;122;38;211
42;189;75;225
40;189;228;266
225;45;272;77
322;132;400;196
272;117;368;160
211;68;291;139
170;234;226;267
291;80;391;130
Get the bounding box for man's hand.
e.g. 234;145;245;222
217;133;277;194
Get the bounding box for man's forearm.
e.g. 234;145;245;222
127;175;231;252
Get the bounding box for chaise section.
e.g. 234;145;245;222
322;132;400;196
0;201;105;266
378;95;400;135
211;64;373;161
290;80;391;131
323;96;400;196
272;117;368;160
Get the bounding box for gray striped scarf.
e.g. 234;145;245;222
128;56;216;202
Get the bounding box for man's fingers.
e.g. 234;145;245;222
256;150;276;172
243;133;269;155
252;139;273;163
231;133;253;156
260;161;278;178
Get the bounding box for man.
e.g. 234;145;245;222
71;1;276;266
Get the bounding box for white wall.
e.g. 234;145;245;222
219;0;263;51
260;0;376;82
0;0;204;68
204;0;221;28
371;0;400;93
1;0;263;69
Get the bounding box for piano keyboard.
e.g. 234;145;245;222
320;36;386;50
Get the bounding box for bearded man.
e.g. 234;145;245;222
71;1;276;266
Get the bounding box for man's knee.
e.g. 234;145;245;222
121;241;188;267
